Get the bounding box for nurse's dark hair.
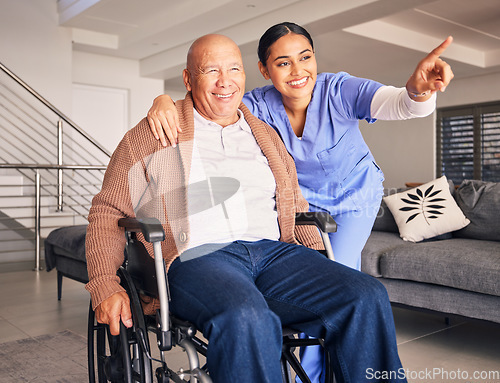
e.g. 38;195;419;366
258;22;314;66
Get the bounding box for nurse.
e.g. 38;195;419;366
147;22;454;382
148;23;453;269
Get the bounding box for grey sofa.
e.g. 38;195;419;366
361;179;500;324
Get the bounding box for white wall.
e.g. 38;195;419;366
72;51;164;151
72;83;129;153
360;112;435;188
360;71;500;188
0;0;73;113
72;51;165;131
437;71;500;108
1;0;164;155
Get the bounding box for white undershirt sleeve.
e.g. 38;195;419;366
370;85;436;120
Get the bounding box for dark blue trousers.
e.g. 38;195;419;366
167;239;406;383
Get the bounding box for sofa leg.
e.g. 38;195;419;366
57;271;63;301
444;316;450;326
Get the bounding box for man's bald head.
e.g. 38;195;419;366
186;34;241;72
183;34;246;127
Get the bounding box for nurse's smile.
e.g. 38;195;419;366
287;77;309;88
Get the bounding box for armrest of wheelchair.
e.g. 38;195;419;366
118;217;165;243
295;212;337;233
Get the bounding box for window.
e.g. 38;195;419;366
437;101;500;184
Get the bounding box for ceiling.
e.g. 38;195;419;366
58;0;500;92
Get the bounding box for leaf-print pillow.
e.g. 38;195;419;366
383;176;470;242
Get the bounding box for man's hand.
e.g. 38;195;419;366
95;291;133;336
406;36;454;101
147;94;181;148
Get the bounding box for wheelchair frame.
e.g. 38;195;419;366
87;212;337;383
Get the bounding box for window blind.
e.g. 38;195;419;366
481;110;500;182
437;102;500;184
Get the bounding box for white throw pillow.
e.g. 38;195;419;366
383;176;470;242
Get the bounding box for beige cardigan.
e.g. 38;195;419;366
85;93;323;309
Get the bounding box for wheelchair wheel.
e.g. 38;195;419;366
88;267;153;383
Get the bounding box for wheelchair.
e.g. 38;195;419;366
87;212;337;383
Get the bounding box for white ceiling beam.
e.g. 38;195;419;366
58;0;103;25
140;43;190;79
485;48;500;68
119;0;233;47
72;28;119;50
303;0;435;36
344;20;486;68
140;0;430;79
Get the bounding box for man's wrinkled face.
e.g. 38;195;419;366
183;35;246;127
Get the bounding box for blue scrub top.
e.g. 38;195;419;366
243;72;385;215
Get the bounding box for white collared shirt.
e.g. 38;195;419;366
185;109;280;250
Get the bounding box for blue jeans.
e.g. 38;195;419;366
299;203;382;382
167;239;406;383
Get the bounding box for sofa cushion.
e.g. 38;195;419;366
383;176;469;242
372;180;454;235
379;278;500;324
372;187;409;233
379;238;500;296
372;198;399;233
361;231;414;277
453;180;500;242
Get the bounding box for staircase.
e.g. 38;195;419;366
0;62;110;269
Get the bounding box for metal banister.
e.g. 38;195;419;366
0;61;111;271
0;164;107;270
0;61;111;158
0;164;107;170
35;171;41;271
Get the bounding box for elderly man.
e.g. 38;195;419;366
86;34;407;383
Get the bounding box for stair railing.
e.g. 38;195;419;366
0;164;106;270
0;61;111;270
